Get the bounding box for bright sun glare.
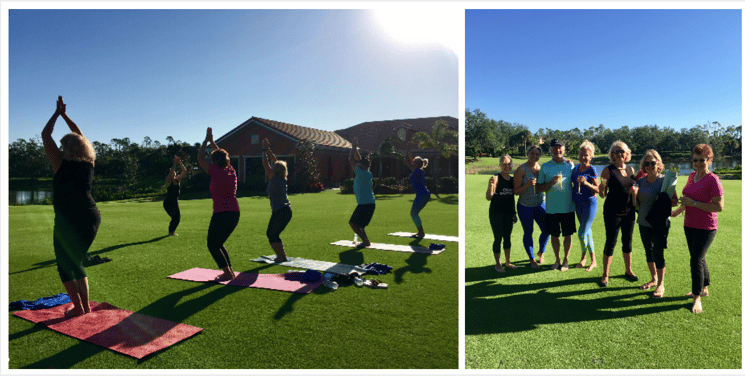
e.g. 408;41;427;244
373;8;459;53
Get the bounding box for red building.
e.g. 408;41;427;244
214;115;458;188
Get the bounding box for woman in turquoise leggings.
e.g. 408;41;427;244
571;140;600;271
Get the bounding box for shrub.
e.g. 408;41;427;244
341;178;354;194
438;176;458;194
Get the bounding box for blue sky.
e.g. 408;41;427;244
466;9;742;132
7;9;458;146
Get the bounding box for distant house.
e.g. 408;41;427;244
335;116;458;179
214;115;458;189
215;117;351;188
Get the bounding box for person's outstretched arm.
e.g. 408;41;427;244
41;98;64;173
57;96;83;137
261;138;276;179
404;142;415;172
197;128;212;172
175;156;188;181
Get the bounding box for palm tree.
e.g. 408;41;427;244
411;120;458;198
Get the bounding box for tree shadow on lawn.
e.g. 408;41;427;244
465;265;688;335
10;235;169;276
17;264;277;368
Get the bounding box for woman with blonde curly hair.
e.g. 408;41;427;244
41;96;101;317
598;140;638;287
198;127;240;281
571;140;600;272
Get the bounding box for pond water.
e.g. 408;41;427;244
9;190;52;205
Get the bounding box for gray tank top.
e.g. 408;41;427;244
267;175;291;211
517;163;545;207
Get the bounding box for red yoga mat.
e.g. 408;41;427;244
13;301;202;359
167;267;323;294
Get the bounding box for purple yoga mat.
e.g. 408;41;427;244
13;301;202;359
167;267;323;294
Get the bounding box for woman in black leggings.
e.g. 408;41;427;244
41;96;101;317
672;144;723;313
486;155;518;272
261;138;291;263
598;141;638;287
197;127;240;281
163;155;187;236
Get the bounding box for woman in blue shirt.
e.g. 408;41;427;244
405;142;431;239
571;140;600;272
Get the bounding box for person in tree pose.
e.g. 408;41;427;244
41;96;101;317
348;137;375;247
163;155;187;236
405;142;431;239
261;138;291;263
197;127;240;281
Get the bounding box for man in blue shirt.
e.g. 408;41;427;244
536;139;576;271
349;137;375;247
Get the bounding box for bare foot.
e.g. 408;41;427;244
576;257;586;268
214;273;234;282
652;285;665;298
585;263;597;272
560;261;569;272
640;280;657;290
538;253;545;264
505;263;517;269
599;275;609;287
169;233;178;236
530;260;539;269
686;290;710;298
551;262;561;270
64;307;85;318
274;257;288;263
494;265;505;273
692;298;703;313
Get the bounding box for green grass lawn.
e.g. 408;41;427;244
8;190;458;369
465;174;741;369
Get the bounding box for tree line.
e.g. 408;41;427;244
8;135;323;200
466;108;742;160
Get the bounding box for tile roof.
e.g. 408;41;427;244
216;117;352;150
334;116;458;153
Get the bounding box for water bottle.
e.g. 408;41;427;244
323;273;338;290
354;276;365;287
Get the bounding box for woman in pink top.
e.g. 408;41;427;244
198;127;240;281
671;144;723;313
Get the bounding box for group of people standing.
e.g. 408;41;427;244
42;97;434;317
487;138;724;313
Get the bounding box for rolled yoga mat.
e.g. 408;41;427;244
167;267;323;294
387;232;459;243
330;240;446;254
13;301;202;359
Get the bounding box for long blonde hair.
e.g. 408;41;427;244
60;133;96;164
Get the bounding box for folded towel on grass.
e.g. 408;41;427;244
251;255;369;275
10;293;71;311
330;240;446;254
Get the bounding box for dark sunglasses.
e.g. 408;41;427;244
613;150;625;155
643;161;657;167
692;158;706;163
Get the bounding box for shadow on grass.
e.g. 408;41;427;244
434;194;458;205
465;266;689;335
10;235;169;276
394;239;433;284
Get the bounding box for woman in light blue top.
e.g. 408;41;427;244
262;138;291;263
512;145;549;268
349;137;375;247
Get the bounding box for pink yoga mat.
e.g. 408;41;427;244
167;267;323;294
13;301;202;359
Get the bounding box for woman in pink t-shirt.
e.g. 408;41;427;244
671;144;724;313
197;127;240;281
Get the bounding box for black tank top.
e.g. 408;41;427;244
604;164;636;216
165;179;180;205
489;174;515;216
53;159;97;216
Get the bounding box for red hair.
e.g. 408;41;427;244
691;144;713;161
